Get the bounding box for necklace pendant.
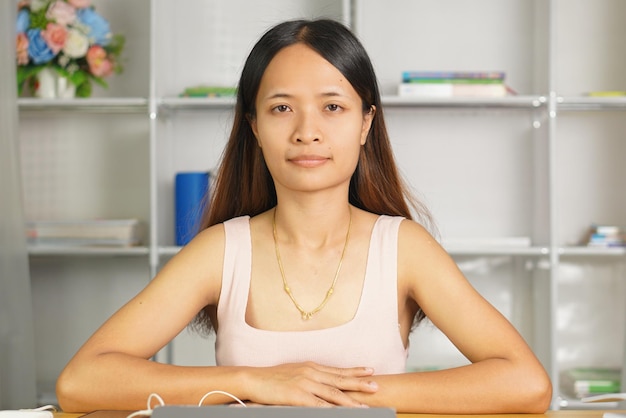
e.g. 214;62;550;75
274;206;352;321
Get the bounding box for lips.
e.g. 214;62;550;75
288;154;330;168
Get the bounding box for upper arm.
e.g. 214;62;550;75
398;220;533;363
75;224;225;360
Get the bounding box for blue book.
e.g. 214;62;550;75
402;70;505;83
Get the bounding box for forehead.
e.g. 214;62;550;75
258;43;354;94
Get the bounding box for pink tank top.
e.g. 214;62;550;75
215;215;408;375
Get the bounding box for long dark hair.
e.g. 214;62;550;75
193;19;432;333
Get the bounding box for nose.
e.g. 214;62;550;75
293;108;321;143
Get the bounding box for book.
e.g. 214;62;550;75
582;392;626;403
399;70;509;98
25;219;144;247
403;77;505;84
586;91;626;97
579;224;626;247
398;82;508;98
179;85;237;98
560;367;621;399
402;71;506;82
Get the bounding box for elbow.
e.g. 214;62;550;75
56;365;87;413
518;369;553;413
534;375;553;413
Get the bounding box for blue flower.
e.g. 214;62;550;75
26;29;55;64
16;9;30;33
76;8;111;45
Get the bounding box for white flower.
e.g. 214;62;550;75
66;63;79;74
30;0;50;13
57;54;70;68
62;28;89;58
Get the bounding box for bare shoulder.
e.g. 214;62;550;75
397;218;442;254
155;222;226;307
184;222;226;255
171;222;226;266
396;219;462;299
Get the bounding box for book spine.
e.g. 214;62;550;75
575;380;621;394
398;82;507;98
404;78;504;84
402;71;505;82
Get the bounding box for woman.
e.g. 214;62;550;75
56;19;552;413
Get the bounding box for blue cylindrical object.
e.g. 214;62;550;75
175;172;210;246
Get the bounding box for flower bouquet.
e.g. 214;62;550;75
16;0;125;98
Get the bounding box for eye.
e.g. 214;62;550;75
272;104;291;113
326;103;342;112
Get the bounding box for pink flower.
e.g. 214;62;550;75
86;45;113;77
46;1;76;26
67;0;91;8
16;32;29;65
41;23;67;54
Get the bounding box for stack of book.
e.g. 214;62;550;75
560;367;621;399
398;71;509;98
580;224;626;247
26;219;144;247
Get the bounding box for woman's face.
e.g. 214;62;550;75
250;43;374;197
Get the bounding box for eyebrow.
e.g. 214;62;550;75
262;91;347;101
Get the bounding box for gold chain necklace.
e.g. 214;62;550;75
272;207;352;320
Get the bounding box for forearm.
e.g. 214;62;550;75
349;359;552;414
56;352;248;413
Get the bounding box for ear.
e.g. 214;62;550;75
247;114;261;147
360;105;376;145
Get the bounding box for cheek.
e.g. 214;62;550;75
255;117;290;146
335;130;364;167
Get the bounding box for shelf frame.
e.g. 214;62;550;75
556;96;626;111
27;245;149;257
381;95;547;109
17;97;149;113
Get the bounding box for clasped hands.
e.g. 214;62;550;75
241;362;379;408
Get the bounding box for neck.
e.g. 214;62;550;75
273;199;353;249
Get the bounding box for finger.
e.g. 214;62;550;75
310;384;369;408
325;372;379;394
308;365;378;393
316;365;375;378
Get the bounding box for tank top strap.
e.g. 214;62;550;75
358;215;404;325
217;215;252;323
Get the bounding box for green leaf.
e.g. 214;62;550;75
76;81;92;98
68;70;88;87
105;34;126;57
90;75;108;88
29;9;50;30
16;65;44;96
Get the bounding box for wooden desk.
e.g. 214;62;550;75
54;410;625;418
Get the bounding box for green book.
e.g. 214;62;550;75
561;367;621;398
179;85;237;98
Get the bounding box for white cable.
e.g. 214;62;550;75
126;390;245;418
126;410;152;418
198;390;246;407
24;406;56;412
126;393;165;418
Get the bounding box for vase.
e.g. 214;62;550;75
35;68;76;99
